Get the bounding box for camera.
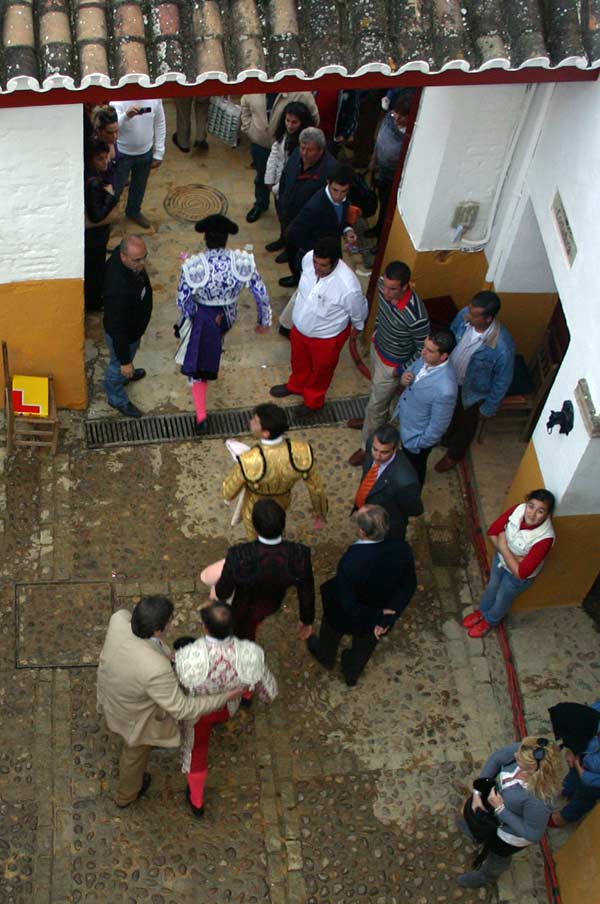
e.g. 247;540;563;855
139;106;152;114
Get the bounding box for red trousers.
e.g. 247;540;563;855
287;324;351;410
188;706;229;807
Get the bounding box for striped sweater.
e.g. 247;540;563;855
373;282;429;368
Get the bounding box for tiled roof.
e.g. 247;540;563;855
1;0;599;95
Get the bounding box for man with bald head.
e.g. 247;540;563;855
103;235;153;418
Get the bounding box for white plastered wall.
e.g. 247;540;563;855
0;104;84;284
399;81;600;516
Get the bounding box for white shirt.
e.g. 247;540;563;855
413;359;449;384
114;99;166;159
451;321;494;386
292;251;368;339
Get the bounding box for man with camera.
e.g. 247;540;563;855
112;99;166;229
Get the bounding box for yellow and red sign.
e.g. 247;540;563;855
12;375;49;417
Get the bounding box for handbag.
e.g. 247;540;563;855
207;97;242;147
349;171;378;219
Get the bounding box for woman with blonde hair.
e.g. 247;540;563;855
457;736;564;888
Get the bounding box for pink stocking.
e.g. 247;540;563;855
191;381;208;423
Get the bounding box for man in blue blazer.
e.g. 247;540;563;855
395;329;458;486
284;163;358;283
436;292;515;472
307;504;417;686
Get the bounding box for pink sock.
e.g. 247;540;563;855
191;381;208;423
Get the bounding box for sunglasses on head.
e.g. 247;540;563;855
531;737;550;765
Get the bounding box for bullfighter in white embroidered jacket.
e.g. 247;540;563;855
174;602;278;816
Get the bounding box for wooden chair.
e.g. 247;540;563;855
477;331;560;444
2;341;59;454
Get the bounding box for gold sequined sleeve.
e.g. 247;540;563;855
223;462;246;502
304;465;328;519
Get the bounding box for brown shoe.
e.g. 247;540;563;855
348;448;366;467
434;454;458;473
346;417;364;430
129;213;151;229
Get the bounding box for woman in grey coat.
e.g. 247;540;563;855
457;736;564;888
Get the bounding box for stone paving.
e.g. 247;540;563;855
2;413;583;904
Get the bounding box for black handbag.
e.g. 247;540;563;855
349;172;378;219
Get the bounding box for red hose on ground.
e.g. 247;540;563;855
458;458;562;904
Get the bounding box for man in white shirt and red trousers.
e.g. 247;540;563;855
270;237;368;416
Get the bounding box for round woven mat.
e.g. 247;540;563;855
163;184;229;224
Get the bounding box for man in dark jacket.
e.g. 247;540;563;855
210;499;315;643
307;504;417;686
278;127;336;287
353;424;423;540
286;164;357;275
103;235;153;418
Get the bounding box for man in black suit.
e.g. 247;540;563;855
209;499;315;642
285;164;358;278
307;504;417;686
353;424;423;540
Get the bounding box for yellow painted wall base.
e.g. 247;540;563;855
555;805;600;904
0;278;87;410
502;442;600;609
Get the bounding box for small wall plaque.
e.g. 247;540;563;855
552;190;577;267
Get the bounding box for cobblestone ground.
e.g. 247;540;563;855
0;421;576;904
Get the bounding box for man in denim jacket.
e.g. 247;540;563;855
436;292;515;472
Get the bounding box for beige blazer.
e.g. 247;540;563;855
240;92;320;148
96;610;231;748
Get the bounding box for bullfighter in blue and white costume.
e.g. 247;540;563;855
176;215;272;432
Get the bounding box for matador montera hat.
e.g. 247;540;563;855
549;701;600;755
195;214;239;235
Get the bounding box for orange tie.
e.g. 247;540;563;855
355;462;380;509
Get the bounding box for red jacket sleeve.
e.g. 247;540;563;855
487;506;518;537
518;537;554;579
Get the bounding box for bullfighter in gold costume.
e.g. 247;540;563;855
223;403;327;539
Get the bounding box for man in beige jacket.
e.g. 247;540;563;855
97;596;241;808
240;92;319;223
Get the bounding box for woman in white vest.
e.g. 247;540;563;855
462;489;556;638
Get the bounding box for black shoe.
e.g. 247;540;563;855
307;636;334;670
269;384;296;398
172;133;190;153
129;368;146;382
265;238;285;252
278;326;291;339
274;251;289;264
246;206;264;223
108;401;143;419
185;785;204;818
194;420;209;435
295;404;319;418
363;225;379;238
278;275;299;288
195;140;209;152
341;650;358;687
115;772;152;808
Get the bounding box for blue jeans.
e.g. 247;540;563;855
561;766;600;822
479;553;534;626
114;148;153;216
250;143;270;211
104;333;140;407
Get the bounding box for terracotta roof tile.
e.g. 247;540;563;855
0;0;598;94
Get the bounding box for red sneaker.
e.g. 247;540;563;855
462;610;484;628
468;618;493;638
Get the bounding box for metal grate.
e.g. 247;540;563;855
86;396;369;449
